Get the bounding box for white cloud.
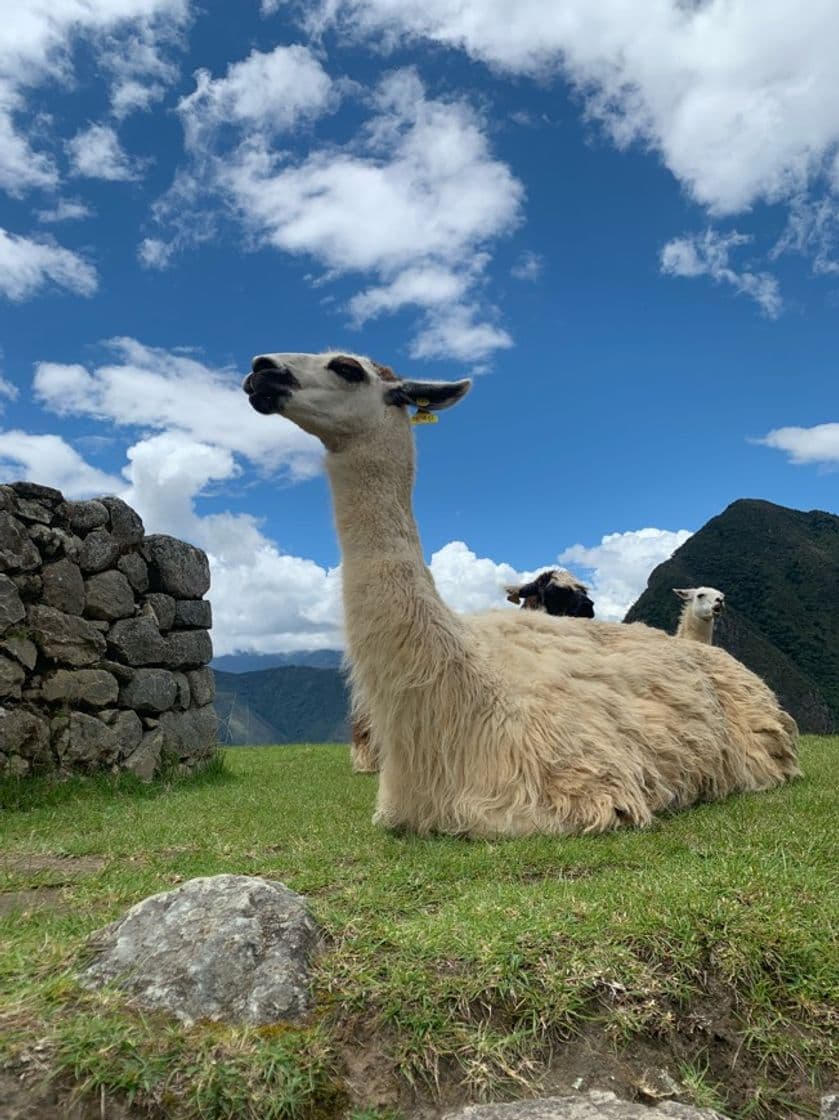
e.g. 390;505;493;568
772;195;839;276
36;198;94;224
429;540;525;614
560;527;693;621
67;124;143;181
0;431;122;496
150;66;521;360
308;0;839;217
0;228;97;300
0;0;189;194
511;250;543;281
177;45;337;153
33;337;321;478
660;230;782;317
756;422;839;466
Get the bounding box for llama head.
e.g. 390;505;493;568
243;351;471;450
506;570;595;618
673;586;725;621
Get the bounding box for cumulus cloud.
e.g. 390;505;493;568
178;45;337;152
756;422;839;466
0;228;97;301
560;527;693;621
66;124;144;181
33;337;320;478
308;0;839;217
660;230;782;317
36;198;93;224
0;0;189;195
149;66;522;360
0;431;122;496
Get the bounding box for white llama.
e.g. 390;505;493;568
674;587;725;644
243;352;800;839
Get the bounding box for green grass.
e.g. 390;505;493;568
1;739;837;1119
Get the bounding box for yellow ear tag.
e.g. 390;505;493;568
411;408;438;425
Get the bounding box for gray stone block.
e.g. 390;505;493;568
117;552;149;593
84;570;135;621
27;604;107;666
119;668;178;713
157;705;217;760
64;499;109;534
107;617;165;666
42;558;86;616
0;654;26;699
0;633;37;670
444;1092;731;1119
79;529;120;574
145;534;210;598
14;498;52;525
9;481;62;504
99;709;143;758
144;592;176;631
0;709;50;764
101;496;144;546
52;711;120;769
0;574;25;632
186;667;215;706
0;512;40;571
42;669;119;707
164;629;213;668
173;598;212;629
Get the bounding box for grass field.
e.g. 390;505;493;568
1;738;837;1120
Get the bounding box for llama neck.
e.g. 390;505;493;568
325;434;469;681
677;607;714;644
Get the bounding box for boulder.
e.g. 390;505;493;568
443;1092;731;1120
79;529;120;574
81;875;319;1025
9;481;62;504
119;668;178;713
41;558;86;616
42;669;119;707
145;534;210;598
0;634;38;670
27;604;107;666
84;570;135;621
0;574;25;632
14;498;52;525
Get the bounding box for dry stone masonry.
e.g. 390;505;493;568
0;481;217;780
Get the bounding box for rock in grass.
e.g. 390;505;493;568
81;875;318;1025
443;1091;732;1119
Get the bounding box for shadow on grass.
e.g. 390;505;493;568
0;752;234;814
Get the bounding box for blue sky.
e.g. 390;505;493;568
1;0;836;654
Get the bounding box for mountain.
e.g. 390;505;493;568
214;666;350;745
212;649;344;673
624;499;839;733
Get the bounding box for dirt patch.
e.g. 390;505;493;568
0;1065;145;1120
0;855;106;879
0;889;68;918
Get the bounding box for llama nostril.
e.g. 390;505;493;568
251;355;278;373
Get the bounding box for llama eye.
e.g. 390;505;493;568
697;592;705;599
327;356;366;383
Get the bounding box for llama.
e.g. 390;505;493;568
674;587;725;644
354;569;594;774
506;569;594;617
243;351;800;839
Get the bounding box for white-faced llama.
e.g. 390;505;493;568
243;352;800;839
673;586;725;645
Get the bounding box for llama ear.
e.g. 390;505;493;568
505;587;522;604
673;588;693;601
398;379;472;412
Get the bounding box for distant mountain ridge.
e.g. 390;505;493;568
214;665;350;745
624;498;839;733
212;649;343;673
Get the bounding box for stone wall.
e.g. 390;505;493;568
0;481;217;780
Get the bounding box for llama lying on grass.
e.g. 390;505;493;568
674;586;725;645
244;351;800;839
506;569;594;617
353;568;595;774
